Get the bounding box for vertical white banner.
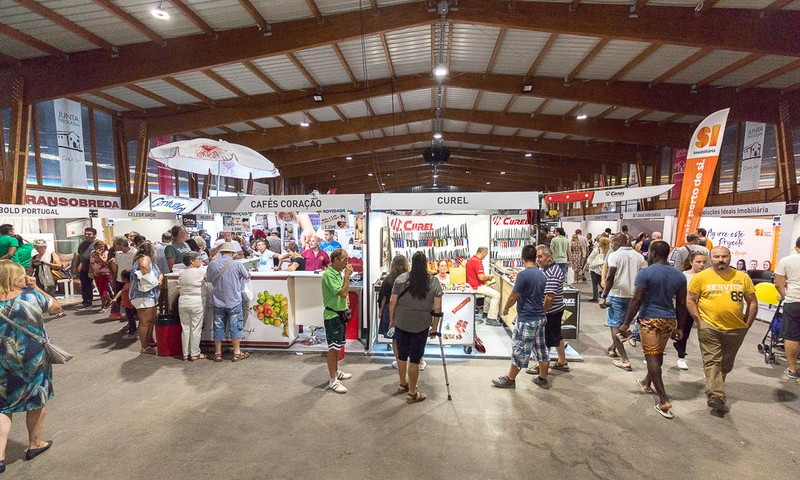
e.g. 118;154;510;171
739;122;765;192
53;98;88;189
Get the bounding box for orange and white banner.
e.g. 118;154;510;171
674;108;730;248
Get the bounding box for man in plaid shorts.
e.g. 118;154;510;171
492;245;551;389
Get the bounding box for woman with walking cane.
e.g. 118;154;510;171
389;251;443;404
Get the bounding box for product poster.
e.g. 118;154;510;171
223;214;250;234
429;293;474;346
319;211;347;230
561;291;580;340
739;122;766;192
700;217;775;271
53;98;88;189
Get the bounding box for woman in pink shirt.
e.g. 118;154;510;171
89;240;112;312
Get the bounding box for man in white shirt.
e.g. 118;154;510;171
774;236;800;379
600;233;646;371
209;231;244;259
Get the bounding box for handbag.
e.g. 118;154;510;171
135;267;159;292
0;299;73;364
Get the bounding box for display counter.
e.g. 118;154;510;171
491;265;581;339
166;267;362;348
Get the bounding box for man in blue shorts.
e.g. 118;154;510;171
492;245;551;389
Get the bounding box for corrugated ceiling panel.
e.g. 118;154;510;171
105;0;203;38
476;92;514;112
482;146;502;151
307;107;342;122
76;93;127;111
540;99;580;116
493;126;519;136
536;34;602;78
458;143;481;150
249;0;313;22
383;124;410;136
294;45;353;86
0;3;96;53
542;132;567;140
444;88;480;109
408;121;432;134
279;112;308;125
570;135;592;142
578;39;651;80
581;103;615;116
369;94;403;115
443;120;468;133
101;87;163;109
508;96;546;114
203;127;227;135
212;63;275;96
0;34;48;59
38;0;150;47
314;138;338;145
621;45;701;82
363;129;385;139
135;79;200;104
449;24;501;73
184;0;252;30
667;50;750;85
385;25;431;76
292;141;315;147
467;123;493;135
337;100;370;118
251;55;313;90
759;67;800;89
314;0;368;15
337;133;361;142
516;129;544;138
712;55;799;87
172;71;239;100
252;117;284;129
640;111;676;122
224;122;255;132
491;29;553;76
401;88;433;111
605;107;644;120
338;35;391;81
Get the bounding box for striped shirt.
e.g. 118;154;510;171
541;262;564;313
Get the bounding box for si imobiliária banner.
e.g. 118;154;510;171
674;108;730;248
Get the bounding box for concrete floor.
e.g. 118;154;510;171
3;282;797;480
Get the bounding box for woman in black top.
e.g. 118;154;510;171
379;255;409;336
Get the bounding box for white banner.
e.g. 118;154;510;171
622;209;677;220
133;194;203;214
701;202;785;217
739;122;766;192
209;194;364;213
371;192;540;210
25;189;122;209
53;98;88;189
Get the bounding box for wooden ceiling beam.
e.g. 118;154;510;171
380;33;396;79
526;34;557;78
305;0;323;22
5;4;434;105
693;52;761;88
649;47;713;87
485;27;507;74
608;43;661;83
332;43;358;85
90;0;164;45
162;77;215;105
170;0;216;38
13;0;116;53
91;91;145;112
237;0;269;32
762;0;794;18
0;21;67;59
568;37;610;81
287;52;321;90
124;84;177;107
242;61;284;94
738;59;800;90
450;2;800;56
202;69;249;98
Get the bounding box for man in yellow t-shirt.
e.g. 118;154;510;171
687;246;757;414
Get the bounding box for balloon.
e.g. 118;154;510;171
754;282;781;305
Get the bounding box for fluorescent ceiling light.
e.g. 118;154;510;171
312;93;323;102
300;118;310;127
151;2;169;19
433;132;443;140
433;174;439;178
500;171;506;175
433;64;448;78
524;152;532;158
521;84;533;93
486;181;491;185
345;155;352;160
367;173;373;177
576;112;588;120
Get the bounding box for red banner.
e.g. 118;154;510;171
674;109;730;247
154;136;174;195
670;148;687;200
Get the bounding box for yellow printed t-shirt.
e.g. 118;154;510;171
688;267;754;330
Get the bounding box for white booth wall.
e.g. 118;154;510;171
585;220;619;237
109;218;180;242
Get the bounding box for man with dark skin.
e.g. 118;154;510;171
619;241;687;419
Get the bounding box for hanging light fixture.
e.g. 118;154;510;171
524;152;532;158
345;155;352;160
300;117;310;127
150;1;170;19
433;131;443;140
433;64;448;78
576;103;588;120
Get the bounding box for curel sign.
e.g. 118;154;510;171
390;218;433;231
492;217;528;226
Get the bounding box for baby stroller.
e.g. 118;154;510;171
757;303;784;365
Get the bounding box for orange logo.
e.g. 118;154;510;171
695;124;722;149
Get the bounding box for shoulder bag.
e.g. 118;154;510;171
135;259;159;292
0;299;73;364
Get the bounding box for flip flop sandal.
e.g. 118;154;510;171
213;353;223;362
191;354;206;361
550;362;570;372
406;391;427;404
140;346;156;355
397;384;409;393
654;404;674;419
606;350;620;358
612;359;633;371
232;351;251;362
636;379;654;393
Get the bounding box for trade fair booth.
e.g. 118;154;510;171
367;191;548;359
170;193;368;350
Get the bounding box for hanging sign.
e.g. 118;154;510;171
670;149;687;200
701;202;785;217
674;108;730;247
53;98;88;189
546;185;672;205
371;192;540;210
622;209;677;220
738;122;766;192
133;194;203;214
209;194;364;213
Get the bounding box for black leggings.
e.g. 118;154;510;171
394;327;428;364
590;271;601;300
672;316;695;358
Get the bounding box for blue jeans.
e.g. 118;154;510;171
213;304;244;341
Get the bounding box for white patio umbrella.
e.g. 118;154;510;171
148;138;280;180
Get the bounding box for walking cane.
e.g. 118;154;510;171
435;332;452;401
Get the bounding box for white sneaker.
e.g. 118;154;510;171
337;371;352;380
328;380;347;394
676;358;688;370
420;359;427;371
392;360;398;369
